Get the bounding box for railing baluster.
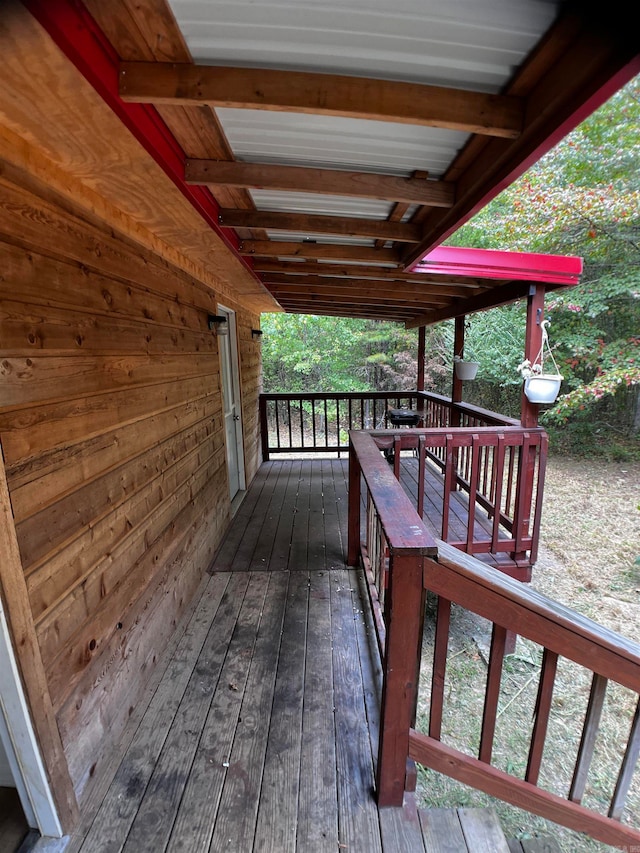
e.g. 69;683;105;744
570;673;608;803
526;648;559;785
609;697;640;820
287;399;293;448
466;434;481;552
393;434;401;480
441;434;454;539
300;397;305;447
311;399;317;448
417;435;426;519
324;398;328;448
429;596;451;741
491;436;506;552
479;623;508;763
275;399;281;450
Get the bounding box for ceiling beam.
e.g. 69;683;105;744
253;260;482;287
273;300;417;320
185;159;455;207
405;280;534;327
262;275;474;299
219;210;422;242
119;62;524;138
239;241;401;264
266;286;453;308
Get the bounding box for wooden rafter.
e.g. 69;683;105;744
185;160;454;207
83;0;268;240
262;275;477;300
219;210;421;242
239;241;401;264
119;62;523;137
252;260;482;288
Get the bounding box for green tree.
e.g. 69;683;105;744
450;76;640;448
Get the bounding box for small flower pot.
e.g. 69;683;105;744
524;374;563;404
454;360;479;381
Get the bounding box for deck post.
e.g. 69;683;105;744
417;325;426;392
520;284;545;429
347;436;361;566
513;283;546;569
259;394;270;461
377;551;425;807
451;314;465;425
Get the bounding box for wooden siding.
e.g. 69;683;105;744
0;160;262;811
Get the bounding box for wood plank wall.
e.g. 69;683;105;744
0;161;261;806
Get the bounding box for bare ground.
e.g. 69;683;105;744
416;454;640;852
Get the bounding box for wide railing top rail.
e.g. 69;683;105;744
417;390;521;427
432;540;640;691
349;430;437;558
349;430;640;845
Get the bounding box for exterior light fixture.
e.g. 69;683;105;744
208;314;228;335
251;329;263;339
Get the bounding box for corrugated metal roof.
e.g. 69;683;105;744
169;0;558;89
216;109;464;177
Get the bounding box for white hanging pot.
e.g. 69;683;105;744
454;360;479;380
524;374;563;404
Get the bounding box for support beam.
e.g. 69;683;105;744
417;327;426;392
451;315;465;416
219;210;422;242
239;241;401;264
253;260;482;287
521;283;546;428
119;62;524;138
186;159;455;207
262;274;470;299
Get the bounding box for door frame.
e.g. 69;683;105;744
217;304;246;498
0;598;63;838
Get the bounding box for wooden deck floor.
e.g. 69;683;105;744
61;460;526;853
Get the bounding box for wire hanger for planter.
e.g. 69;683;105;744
517;319;561;378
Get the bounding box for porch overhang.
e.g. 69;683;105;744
18;0;638;326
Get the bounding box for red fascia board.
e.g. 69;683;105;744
21;0;258;281
415;246;583;286
407;55;640;273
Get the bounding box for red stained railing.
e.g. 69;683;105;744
261;391;544;572
348;430;640;848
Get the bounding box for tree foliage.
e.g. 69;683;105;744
260;76;640;453
450;76;640;447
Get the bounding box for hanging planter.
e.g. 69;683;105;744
453;355;480;382
517;320;563;404
454;356;479;381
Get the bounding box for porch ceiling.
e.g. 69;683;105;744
30;0;639;325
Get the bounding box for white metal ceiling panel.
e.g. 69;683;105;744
168;0;558;91
215;109;464;177
249;190;393;219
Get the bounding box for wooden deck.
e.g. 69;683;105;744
59;461;538;853
397;454;525;574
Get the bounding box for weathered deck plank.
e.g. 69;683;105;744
253;570;309;851
297;569;338;850
68;461;518;853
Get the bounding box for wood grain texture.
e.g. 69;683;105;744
0;157;263;816
0;7;275;312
